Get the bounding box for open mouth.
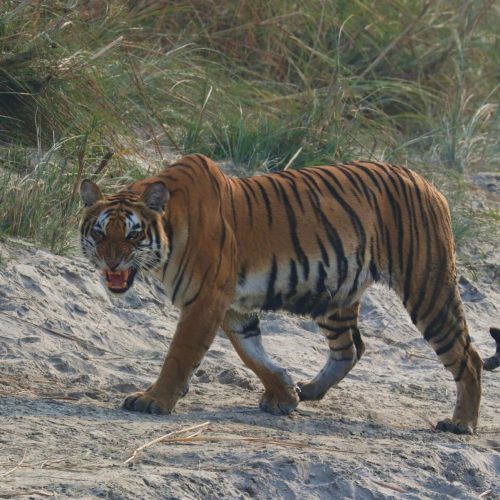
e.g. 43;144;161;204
102;268;137;294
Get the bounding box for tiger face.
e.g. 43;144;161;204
79;179;169;294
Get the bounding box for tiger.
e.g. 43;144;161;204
79;153;498;434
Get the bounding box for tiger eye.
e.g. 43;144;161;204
91;228;104;240
127;230;144;240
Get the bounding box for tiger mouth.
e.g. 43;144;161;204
102;268;137;294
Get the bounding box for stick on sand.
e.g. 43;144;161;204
0;451;27;478
124;422;366;465
123;421;210;464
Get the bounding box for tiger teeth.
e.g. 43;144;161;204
103;269;131;289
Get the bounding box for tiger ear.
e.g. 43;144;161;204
141;181;169;212
80;179;104;207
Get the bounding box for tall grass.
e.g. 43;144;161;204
0;139;78;254
0;0;498;253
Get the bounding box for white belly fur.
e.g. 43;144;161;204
232;257;371;314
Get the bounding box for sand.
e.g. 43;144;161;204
0;234;498;499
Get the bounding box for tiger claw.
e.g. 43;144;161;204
296;380;326;401
435;418;474;435
123;392;169;415
259;388;300;415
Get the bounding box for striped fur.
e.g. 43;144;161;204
79;154;496;434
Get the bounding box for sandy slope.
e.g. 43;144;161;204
0;236;498;500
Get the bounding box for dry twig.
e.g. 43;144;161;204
284;147;303;170
0;451;27;478
124;423;367;465
0;458;109;472
478;490;492;499
159;434;368;455
371;479;407;494
407;351;436;362
0;491;52;498
164;434;316;448
123;421;210;464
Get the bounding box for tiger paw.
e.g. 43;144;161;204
435;418;474;435
122;391;171;415
483;355;499;371
259;388;300;416
296;380;326;401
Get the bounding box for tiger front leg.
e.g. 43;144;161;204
222;310;300;415
123;294;230;415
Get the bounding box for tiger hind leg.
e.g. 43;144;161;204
298;302;365;401
412;285;482;434
222;310;299;415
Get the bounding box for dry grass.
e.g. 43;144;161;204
0;0;498;252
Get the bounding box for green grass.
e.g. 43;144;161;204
0;0;498;253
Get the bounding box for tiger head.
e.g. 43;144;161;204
79;179;169;294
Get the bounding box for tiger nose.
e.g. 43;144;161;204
105;256;122;271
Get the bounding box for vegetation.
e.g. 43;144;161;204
0;0;498;253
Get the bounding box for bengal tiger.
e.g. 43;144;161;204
79;154;498;434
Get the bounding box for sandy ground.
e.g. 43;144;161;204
0;233;498;500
